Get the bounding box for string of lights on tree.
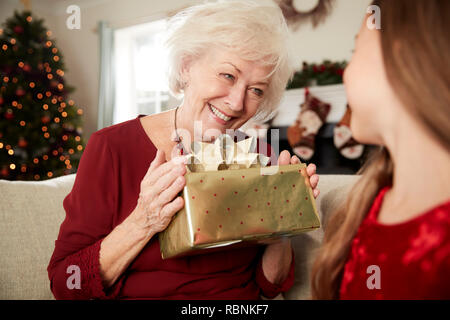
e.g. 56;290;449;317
0;11;85;181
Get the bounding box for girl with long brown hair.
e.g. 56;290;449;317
311;0;450;299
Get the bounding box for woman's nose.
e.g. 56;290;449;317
224;85;245;112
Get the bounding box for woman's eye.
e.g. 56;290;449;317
221;73;235;81
251;88;264;97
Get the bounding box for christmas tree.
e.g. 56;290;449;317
0;11;85;181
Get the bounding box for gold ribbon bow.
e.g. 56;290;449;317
185;134;270;172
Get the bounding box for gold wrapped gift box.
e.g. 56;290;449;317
159;135;321;259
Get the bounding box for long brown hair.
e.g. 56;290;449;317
311;0;450;299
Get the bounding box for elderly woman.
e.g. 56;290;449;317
48;0;319;299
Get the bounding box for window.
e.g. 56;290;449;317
113;19;178;125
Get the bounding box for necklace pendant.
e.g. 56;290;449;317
176;141;185;155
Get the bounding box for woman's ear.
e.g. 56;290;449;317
180;56;193;88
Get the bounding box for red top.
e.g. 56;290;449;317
340;186;450;299
47;115;294;300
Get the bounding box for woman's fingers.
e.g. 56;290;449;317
309;174;319;189
157;174;186;206
151;163;186;197
146;155;187;186
144;150;167;182
313;188;320;199
306;163;317;177
305;163;320;198
277;150;291;166
290;155;301;164
149;150;166;171
159;196;185;225
137;150;190;234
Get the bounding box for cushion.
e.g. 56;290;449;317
284;174;359;299
0;174;75;299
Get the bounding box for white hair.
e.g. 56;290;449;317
164;0;295;122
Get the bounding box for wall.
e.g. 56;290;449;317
0;0;371;140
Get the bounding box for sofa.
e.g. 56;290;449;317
0;173;358;300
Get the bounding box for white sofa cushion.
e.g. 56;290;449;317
0;174;75;299
285;174;358;299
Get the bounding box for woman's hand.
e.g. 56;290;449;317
278;150;320;199
129;149;188;238
99;150;187;288
260;150;320;286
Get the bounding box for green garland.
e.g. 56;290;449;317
286;60;347;89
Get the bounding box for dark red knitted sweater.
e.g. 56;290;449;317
47;115;294;299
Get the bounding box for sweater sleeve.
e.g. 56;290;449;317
47;131;124;299
255;247;295;299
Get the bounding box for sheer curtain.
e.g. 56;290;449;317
97;18;180;129
97;21;115;130
113;19;178;125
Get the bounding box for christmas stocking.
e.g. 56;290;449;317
333;105;364;159
287;91;331;161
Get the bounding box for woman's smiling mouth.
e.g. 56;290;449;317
208;103;234;123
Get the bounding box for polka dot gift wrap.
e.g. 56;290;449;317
159;135;320;259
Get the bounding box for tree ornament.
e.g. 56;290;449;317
18;138;28;148
5;109;14;120
15;87;26;97
13;25;24;34
41;115;51;124
1;167;9;177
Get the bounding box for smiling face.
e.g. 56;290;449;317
180;47;273;141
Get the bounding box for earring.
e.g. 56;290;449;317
181;78;189;90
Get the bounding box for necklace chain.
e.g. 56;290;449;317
173;106;188;155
